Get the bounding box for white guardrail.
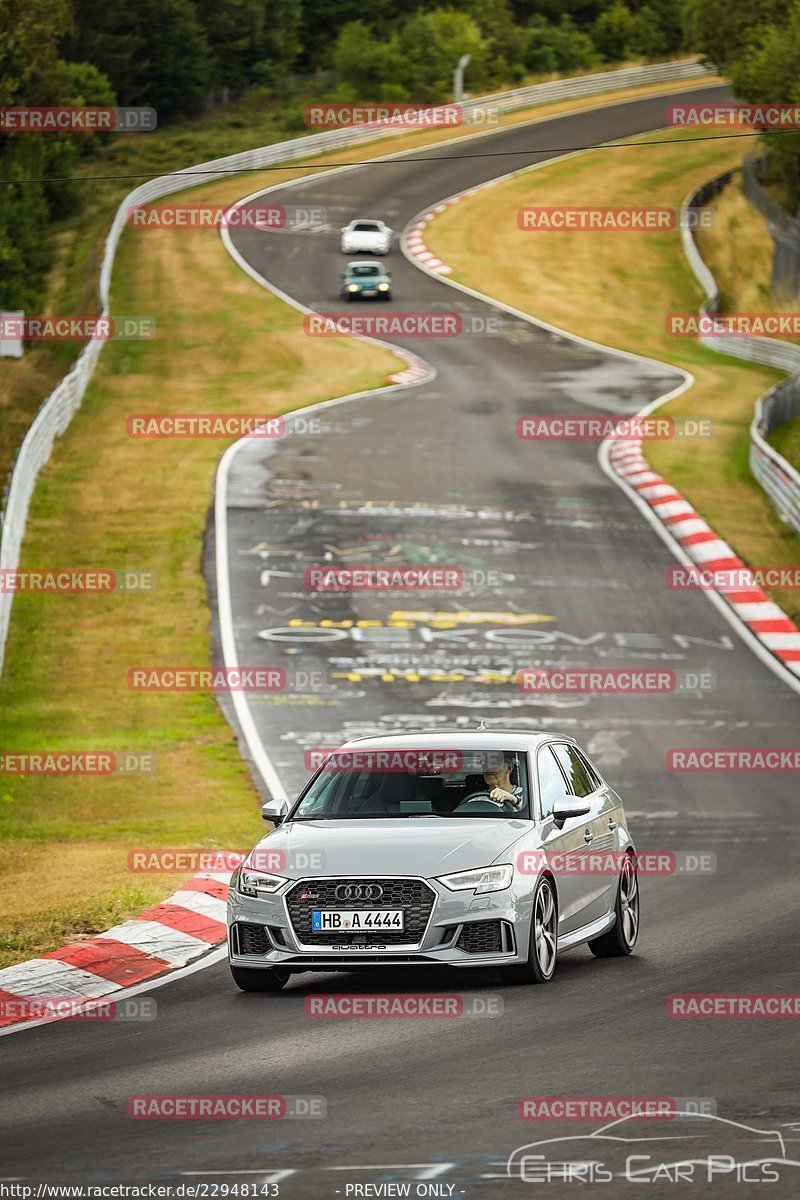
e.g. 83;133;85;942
0;57;714;673
681;173;800;535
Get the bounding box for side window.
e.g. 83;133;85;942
577;749;603;791
537;747;568;818
551;744;598;799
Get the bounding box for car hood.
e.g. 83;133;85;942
247;818;530;879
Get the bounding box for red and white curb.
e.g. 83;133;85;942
608;439;800;677
404;180;502;275
0;865;236;1030
388;358;432;385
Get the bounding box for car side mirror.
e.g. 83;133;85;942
261;798;289;824
552;797;591;824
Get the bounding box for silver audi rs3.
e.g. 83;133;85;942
227;730;640;991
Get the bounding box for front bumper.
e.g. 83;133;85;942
341;243;389;254
227;874;528;971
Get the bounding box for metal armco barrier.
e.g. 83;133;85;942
742;154;800;300
0;57;713;674
681;173;800;534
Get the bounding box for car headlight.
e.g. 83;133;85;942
347;284;359;292
237;869;287;897
437;864;513;894
377;282;389;291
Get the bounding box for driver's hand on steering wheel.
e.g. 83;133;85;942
489;787;515;805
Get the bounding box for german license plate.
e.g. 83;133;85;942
312;909;404;932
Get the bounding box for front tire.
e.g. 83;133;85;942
230;965;292;992
589;851;639;958
502;876;558;985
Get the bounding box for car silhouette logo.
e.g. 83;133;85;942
334;883;384;901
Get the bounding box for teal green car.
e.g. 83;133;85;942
340;260;392;301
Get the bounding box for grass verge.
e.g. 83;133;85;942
425;126;800;621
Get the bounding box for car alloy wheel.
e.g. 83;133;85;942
589;851;639;958
534;878;557;977
502;875;557;985
619;854;639;945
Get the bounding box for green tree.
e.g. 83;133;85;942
331;21;395;96
524;15;597;73
0;0;116;309
124;0;209;119
592;1;665;60
730;0;800;207
463;0;526;84
392;9;487;100
65;1;145;103
681;0;789;71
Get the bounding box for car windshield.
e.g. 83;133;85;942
352;222;380;231
289;749;530;819
350;264;381;276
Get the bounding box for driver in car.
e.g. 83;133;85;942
472;753;524;810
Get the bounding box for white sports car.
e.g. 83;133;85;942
340;218;392;255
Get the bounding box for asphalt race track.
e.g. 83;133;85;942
2;86;799;1197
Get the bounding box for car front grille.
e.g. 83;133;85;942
286;878;435;946
457;920;504;954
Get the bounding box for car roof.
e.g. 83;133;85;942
348;218;382;225
334;730;577;752
345;259;384;267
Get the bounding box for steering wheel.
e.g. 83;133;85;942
453;792;509;814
